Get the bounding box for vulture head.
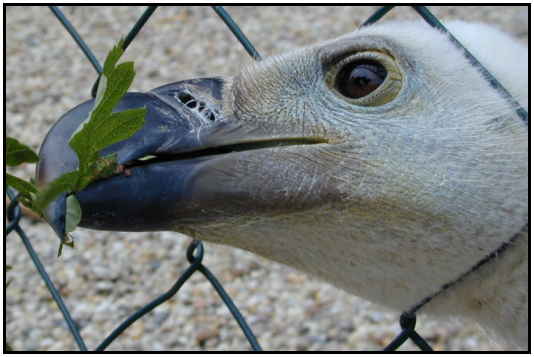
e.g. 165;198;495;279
37;21;528;349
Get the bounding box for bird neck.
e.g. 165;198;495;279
427;225;528;350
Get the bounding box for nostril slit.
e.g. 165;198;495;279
177;90;217;122
178;92;195;104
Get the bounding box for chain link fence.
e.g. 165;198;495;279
5;5;528;351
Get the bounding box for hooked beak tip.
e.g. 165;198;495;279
43;194;67;241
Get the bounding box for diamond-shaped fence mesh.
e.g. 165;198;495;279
5;5;528;351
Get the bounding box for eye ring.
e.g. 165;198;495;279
325;51;403;107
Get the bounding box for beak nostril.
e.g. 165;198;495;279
178;91;195;104
178;91;199;109
177;90;219;122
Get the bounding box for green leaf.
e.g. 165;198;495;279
88;61;135;126
68;57;143;193
93;108;147;151
6;137;39;166
67;74;108;172
65;195;82;234
103;39;125;75
69;62;137;175
97;61;136;119
76;153;119;191
33;171;79;212
92;72;108;114
6;173;38;196
23;39;147;237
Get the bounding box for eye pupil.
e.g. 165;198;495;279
335;60;387;99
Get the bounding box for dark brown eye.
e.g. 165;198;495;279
335;60;387;99
326;51;403;107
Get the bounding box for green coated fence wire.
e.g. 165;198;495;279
95;240;261;351
411;6;528;124
361;5;395;26
90;6;159;98
361;5;528;125
48;6;103;75
122;6;159;52
212;6;262;61
7;189;88;351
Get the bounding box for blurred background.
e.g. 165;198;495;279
5;5;528;351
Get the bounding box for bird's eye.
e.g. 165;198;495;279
326;51;403;106
335;60;387;98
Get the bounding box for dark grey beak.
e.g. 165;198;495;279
37;77;237;239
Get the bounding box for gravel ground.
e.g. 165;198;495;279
5;5;528;351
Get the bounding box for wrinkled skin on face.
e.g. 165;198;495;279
37;21;528;348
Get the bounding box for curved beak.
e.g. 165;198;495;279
37;76;325;240
37;77;236;239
